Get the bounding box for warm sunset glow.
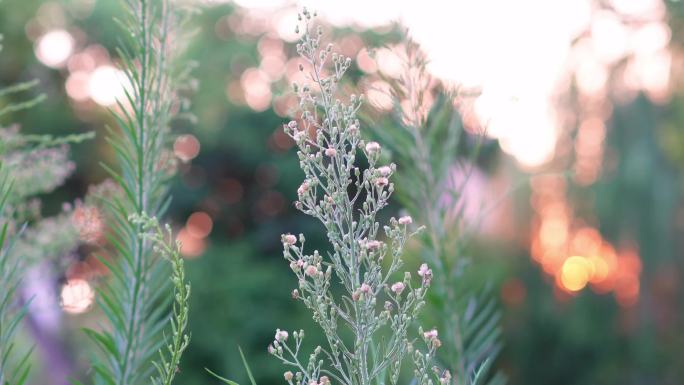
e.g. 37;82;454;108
61;279;95;314
530;175;642;305
560;256;592;292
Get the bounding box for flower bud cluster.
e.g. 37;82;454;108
273;10;435;385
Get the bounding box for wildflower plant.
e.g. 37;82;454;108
270;9;434;385
83;1;195;384
371;41;505;385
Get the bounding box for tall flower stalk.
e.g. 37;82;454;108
270;9;435;385
85;1;194;385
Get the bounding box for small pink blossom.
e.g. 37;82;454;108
374;177;389;187
284;371;294;381
391;282;405;294
297;181;310;196
418;263;433;285
352;290;361;301
287;120;298;129
275;329;289;342
325;147;337;157
360;283;372;293
377;166;392;176
365;141;381;153
268;344;276;354
423;328;438;340
398;216;413;225
305;265;318;277
282;234;297;245
365;240;381;250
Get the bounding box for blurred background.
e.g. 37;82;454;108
1;0;683;384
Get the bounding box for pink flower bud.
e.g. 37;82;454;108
325;147;337;157
283;234;297;245
398;216;413;225
391;282;405;294
377;166;392;176
298;181;310;196
360;283;372;293
268;344;276;354
305;265;318;277
275;329;289;342
418;263;433;285
284;371;294;381
291;289;299;299
288;120;298;129
366;240;381;250
423;328;438;340
365;141;381;153
352;290;361;301
374;177;389;187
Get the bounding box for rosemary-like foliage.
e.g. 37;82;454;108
0;166;32;385
85;1;195;385
270;9;434;385
0;14;93;383
129;213;190;385
372;41;505;385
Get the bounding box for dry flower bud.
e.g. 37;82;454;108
298;181;310;196
283;234;297;245
398;216;413;225
365;141;381;153
377;166;392;176
374;177;389;187
305;265;318;277
366;240;382;250
325;147;337;157
391;282;405;295
275;329;289;342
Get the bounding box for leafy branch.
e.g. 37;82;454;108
85;1;195;385
129;213;190;385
